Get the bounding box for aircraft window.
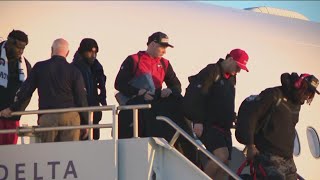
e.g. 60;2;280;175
293;130;301;156
306;127;320;158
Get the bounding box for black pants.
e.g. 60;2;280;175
118;95;197;164
81;111;102;140
202;126;232;160
254;152;297;180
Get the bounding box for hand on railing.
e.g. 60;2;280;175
193;123;203;137
80;129;89;140
0;108;13;118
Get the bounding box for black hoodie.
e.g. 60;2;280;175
71;52;107;139
249;74;301;158
72;52;107;106
184;59;236;129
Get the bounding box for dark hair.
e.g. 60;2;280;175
7;30;28;45
290;72;299;84
287;72;315;105
225;54;231;59
78;38;99;54
297;80;315;105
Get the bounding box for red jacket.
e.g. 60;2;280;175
115;51;181;97
131;51;168;89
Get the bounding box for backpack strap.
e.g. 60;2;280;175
214;74;220;83
131;54;168;76
206;67;221;91
216;60;224;83
272;88;283;109
199;64;222;95
257;88;283;134
160;58;167;74
237;160;249;175
132;53;141;76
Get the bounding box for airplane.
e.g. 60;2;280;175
0;1;319;179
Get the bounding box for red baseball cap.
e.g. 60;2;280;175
229;49;249;72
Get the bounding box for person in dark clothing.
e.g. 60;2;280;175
114;31;196;164
72;38;107;140
0;38;89;142
0;30;32;145
187;49;249;179
245;72;319;180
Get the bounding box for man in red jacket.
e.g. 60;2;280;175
115;31;196;164
115;32;180;104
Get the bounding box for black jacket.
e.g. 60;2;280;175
72;52;107;124
249;86;301;158
10;55;89;123
184;59;236;129
0;41;32;120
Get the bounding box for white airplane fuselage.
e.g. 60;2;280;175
0;1;319;179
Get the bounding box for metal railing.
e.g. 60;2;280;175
0;104;152;180
0;105;118;179
0;124;113;134
0;104;151;139
1;106;116;140
0;104;307;180
117;104;152;138
156;116;242;180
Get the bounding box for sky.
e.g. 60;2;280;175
201;1;320;22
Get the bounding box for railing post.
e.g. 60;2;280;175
169;131;180;146
21;136;25;144
88;111;94;140
20;124;27;144
113;107;118;140
133;109;139;138
112;106;118;180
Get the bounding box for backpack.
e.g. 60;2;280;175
182;65;221;123
115;53;168;105
235;88;283;145
229;160;267;180
132;53;167;75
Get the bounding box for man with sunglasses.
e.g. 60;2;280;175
245;73;319;180
0;30;32;145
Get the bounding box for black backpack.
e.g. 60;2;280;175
182;69;220;123
235;88;283;145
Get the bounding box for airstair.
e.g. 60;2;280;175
0;105;247;180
